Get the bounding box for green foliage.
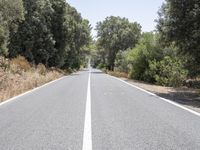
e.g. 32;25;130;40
124;32;188;87
114;50;130;73
9;0;55;65
157;0;200;77
149;56;188;87
0;27;7;55
0;0;24;55
127;32;164;82
62;7;91;69
7;0;91;69
96;16;141;70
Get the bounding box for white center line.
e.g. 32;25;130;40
82;69;92;150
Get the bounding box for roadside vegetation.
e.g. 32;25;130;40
0;56;64;102
0;0;200;105
0;0;91;102
92;0;200;89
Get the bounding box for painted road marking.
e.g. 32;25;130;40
0;76;67;107
109;75;200;117
82;70;92;150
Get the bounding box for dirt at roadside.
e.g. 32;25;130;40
120;77;200;113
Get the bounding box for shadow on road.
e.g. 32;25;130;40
156;91;200;109
123;78;200;111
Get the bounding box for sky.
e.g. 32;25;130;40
67;0;165;37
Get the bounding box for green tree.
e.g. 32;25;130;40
0;0;24;55
114;50;129;73
128;32;163;82
7;0;91;69
9;0;55;66
63;5;91;69
96;16;141;70
48;0;69;67
157;0;200;76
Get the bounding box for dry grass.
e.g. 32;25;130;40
107;71;128;78
0;56;64;103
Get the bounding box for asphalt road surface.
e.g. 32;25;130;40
0;69;200;150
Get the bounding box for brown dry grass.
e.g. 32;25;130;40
0;56;64;103
107;71;128;78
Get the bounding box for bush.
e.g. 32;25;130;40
10;55;31;72
127;32;164;82
37;63;46;75
127;43;149;80
0;27;8;56
184;79;200;89
149;56;188;87
0;56;10;71
114;50;130;73
97;63;106;69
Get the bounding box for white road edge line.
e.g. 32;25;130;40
0;76;67;107
109;75;200;117
82;69;92;150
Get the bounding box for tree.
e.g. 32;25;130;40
96;16;141;70
114;50;129;73
0;0;24;55
9;0;55;66
127;32;164;82
63;5;91;69
7;0;91;69
157;0;200;76
48;0;69;67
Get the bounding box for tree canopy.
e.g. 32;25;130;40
0;0;24;55
6;0;91;70
95;16;141;70
157;0;200;76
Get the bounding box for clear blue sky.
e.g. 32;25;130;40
67;0;165;37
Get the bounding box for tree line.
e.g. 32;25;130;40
92;0;200;87
0;0;91;70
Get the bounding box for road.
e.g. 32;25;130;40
0;69;200;150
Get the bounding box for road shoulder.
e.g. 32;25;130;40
117;77;200;113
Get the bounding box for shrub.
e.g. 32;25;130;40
128;43;148;80
114;50;130;73
127;32;164;82
149;56;188;87
10;55;31;72
0;56;10;71
37;63;47;75
97;63;106;69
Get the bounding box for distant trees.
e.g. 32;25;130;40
0;0;91;70
92;0;200;87
95;16;141;70
157;0;200;77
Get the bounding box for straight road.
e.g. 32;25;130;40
0;71;88;150
0;69;200;149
